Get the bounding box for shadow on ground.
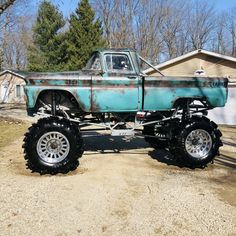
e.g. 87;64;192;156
83;133;236;170
83;134;184;168
215;153;236;169
148;149;184;167
83;134;149;153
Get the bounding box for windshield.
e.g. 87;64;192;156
84;52;101;70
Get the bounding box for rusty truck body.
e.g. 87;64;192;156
21;48;228;174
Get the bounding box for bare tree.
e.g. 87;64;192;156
1;14;33;70
186;0;216;50
223;7;236;57
0;0;17;15
210;12;228;55
159;0;188;59
0;0;33;70
92;0;168;63
134;0;165;63
92;0;120;47
0;47;3;70
1;0;235;72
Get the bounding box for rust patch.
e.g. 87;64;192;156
80;79;91;87
92;85;137;89
40;80;50;86
91;92;101;112
65;80;77;86
145;77;228;88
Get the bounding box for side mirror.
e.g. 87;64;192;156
139;73;146;77
99;70;105;76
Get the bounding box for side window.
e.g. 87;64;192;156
105;54;134;73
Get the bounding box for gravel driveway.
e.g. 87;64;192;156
0;105;235;235
0;104;36;122
0;129;236;236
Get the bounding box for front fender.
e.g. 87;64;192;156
24;86;91;112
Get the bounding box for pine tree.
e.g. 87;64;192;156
66;0;105;70
28;1;67;72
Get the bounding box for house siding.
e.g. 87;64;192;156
0;73;25;103
149;53;236;79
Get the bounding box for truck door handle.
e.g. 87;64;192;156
128;76;137;79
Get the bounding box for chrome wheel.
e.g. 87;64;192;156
185;129;212;159
37;131;70;164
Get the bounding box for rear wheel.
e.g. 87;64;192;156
169;117;222;168
23;117;84;174
143;122;168;149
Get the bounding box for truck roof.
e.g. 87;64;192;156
96;48;136;53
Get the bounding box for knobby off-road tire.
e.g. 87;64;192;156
23;117;84;175
143;125;168;149
169;117;222;168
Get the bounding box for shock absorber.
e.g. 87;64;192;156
51;91;56;116
182;99;191;122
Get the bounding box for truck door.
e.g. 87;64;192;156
91;53;140;112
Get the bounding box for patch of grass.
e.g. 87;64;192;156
0;118;29;149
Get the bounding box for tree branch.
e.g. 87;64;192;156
0;0;17;15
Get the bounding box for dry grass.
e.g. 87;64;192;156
0;118;29;149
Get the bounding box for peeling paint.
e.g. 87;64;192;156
22;49;228;114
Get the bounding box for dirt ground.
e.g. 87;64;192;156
0;106;236;236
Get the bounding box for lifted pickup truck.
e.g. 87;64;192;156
22;48;228;174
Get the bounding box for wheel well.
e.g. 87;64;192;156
173;97;211;109
34;90;81;112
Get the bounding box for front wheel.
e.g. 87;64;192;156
170;118;222;168
23;117;84;174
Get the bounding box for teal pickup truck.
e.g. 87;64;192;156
22;48;228;174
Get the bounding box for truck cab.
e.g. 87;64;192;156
85;49;142;112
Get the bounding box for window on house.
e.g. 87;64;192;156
16;85;22;97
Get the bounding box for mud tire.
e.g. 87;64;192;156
169;117;222;168
22;117;83;175
143;125;168;149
